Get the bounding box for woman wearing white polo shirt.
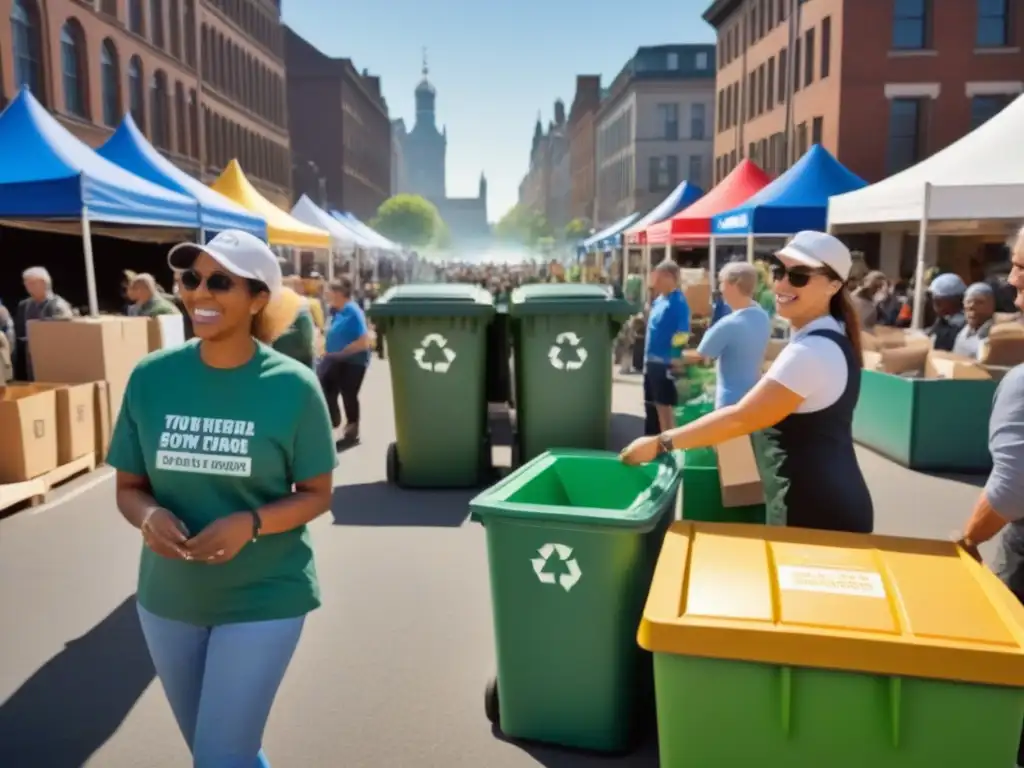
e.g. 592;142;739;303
621;230;873;534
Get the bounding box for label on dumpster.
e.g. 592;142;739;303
531;543;582;592
548;332;588;370
776;566;886;599
413;333;456;373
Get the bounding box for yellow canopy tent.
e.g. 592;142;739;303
211;159;330;249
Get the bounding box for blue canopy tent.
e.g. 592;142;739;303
0;89;200;314
622;181;704;246
577;212;640;255
98;114;267;240
709;144;866;263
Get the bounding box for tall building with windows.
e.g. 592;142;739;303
593;44;716;227
1;0;292;206
707;0;1024;187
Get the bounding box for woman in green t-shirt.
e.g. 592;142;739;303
107;229;337;767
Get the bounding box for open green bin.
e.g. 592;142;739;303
676;447;765;524
470;449;681;752
508;284;631;465
852;369;995;472
368;284;495;488
640;521;1024;767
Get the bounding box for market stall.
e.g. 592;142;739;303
577;212;640;282
0;89;200;315
98;115;266;240
291;195;369;280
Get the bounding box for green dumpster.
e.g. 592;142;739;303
508;284;631;465
368;284;495;488
852;369;995;472
640;521;1024;767
470;449;681;752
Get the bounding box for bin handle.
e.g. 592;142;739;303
626;453;680;513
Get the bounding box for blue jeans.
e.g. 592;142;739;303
137;603;305;767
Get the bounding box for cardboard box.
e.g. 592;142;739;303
861;326;927;352
981;321;1024;367
35;382;95;464
0;384;58;482
925;350;992;380
146;314;185;353
716;436;764;508
27;317;149;418
94;380;111;463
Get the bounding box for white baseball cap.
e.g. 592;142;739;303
775;230;853;282
168;230;282;298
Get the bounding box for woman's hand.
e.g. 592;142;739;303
620;436;661;466
185;513;253;564
141;507;191;560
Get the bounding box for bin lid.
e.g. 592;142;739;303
367;283;495;319
638;522;1024;687
469;449;681;532
508;283;632;318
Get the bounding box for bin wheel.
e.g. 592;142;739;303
386;442;401;486
484;676;500;726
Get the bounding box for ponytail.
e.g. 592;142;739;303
831;288;863;367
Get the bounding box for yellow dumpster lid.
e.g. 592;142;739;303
638;522;1024;687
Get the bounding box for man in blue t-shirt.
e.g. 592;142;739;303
697;261;771;408
643;259;691;435
320;278;371;443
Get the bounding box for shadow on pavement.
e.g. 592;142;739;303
0;595;155;768
927;471;986;489
491;726;659;767
331;482;475;527
610;413;645;452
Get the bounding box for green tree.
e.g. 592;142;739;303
432;218;452;249
371;194;440;247
563;218;590;242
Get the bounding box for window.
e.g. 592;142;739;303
821;16;832;78
797;122;808;156
184;0;196;66
717;90;725;131
648;156;678;191
886;98;923;173
694;51;707;70
101;39;120;127
977;0;1009;47
688;155;702;184
174;82;186;153
690;103;706;139
11;0;43;98
970;94;1013;128
60;21;88;118
778;48;788;103
151;72;169;147
767;57;775;110
731;84;739;125
804;29;815;87
812;116;823;144
128;0;145;35
892;0;927;50
151;0;165;47
189;89;198;157
169;0;181;58
128;55;145;129
748;72;756;117
657;103;679;140
779;0;787;22
757;65;765;115
100;0;117;16
793;39;801;92
668;51;680;70
767;0;775;29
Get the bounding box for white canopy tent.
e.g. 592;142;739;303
828;93;1024;328
290;194;370;280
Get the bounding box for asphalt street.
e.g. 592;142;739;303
0;363;993;767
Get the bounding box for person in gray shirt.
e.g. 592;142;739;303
952;282;995;359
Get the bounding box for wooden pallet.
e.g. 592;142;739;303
0;453;98;513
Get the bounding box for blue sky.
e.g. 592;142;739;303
282;0;714;222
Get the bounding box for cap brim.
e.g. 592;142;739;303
774;245;825;270
167;242;262;286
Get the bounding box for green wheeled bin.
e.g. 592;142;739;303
368;284;495;488
508;284;631;465
470;449;682;752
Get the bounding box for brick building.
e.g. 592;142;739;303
284;27;391;221
567;74;601;226
0;0;294;206
707;0;1024;186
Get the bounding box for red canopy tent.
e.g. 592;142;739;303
643;160;771;246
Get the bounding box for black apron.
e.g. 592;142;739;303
751;329;873;533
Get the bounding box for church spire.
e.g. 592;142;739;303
422;46;428;78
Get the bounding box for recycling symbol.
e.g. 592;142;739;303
413;333;456;373
548;332;588;371
531;543;582;592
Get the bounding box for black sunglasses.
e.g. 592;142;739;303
179;269;237;293
769;259;829;289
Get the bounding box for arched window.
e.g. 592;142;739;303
100;39;120;127
128;55;145;130
11;0;43;99
174;81;186;154
128;0;145;35
188;89;198;158
60;20;88;118
169;0;181;58
150;0;164;48
150;70;169;148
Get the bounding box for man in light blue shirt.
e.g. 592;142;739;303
697;261;771;408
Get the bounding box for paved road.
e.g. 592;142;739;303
0;364;992;767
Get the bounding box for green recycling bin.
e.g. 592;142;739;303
470;449;682;752
368;284;495;488
508;284;631;465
